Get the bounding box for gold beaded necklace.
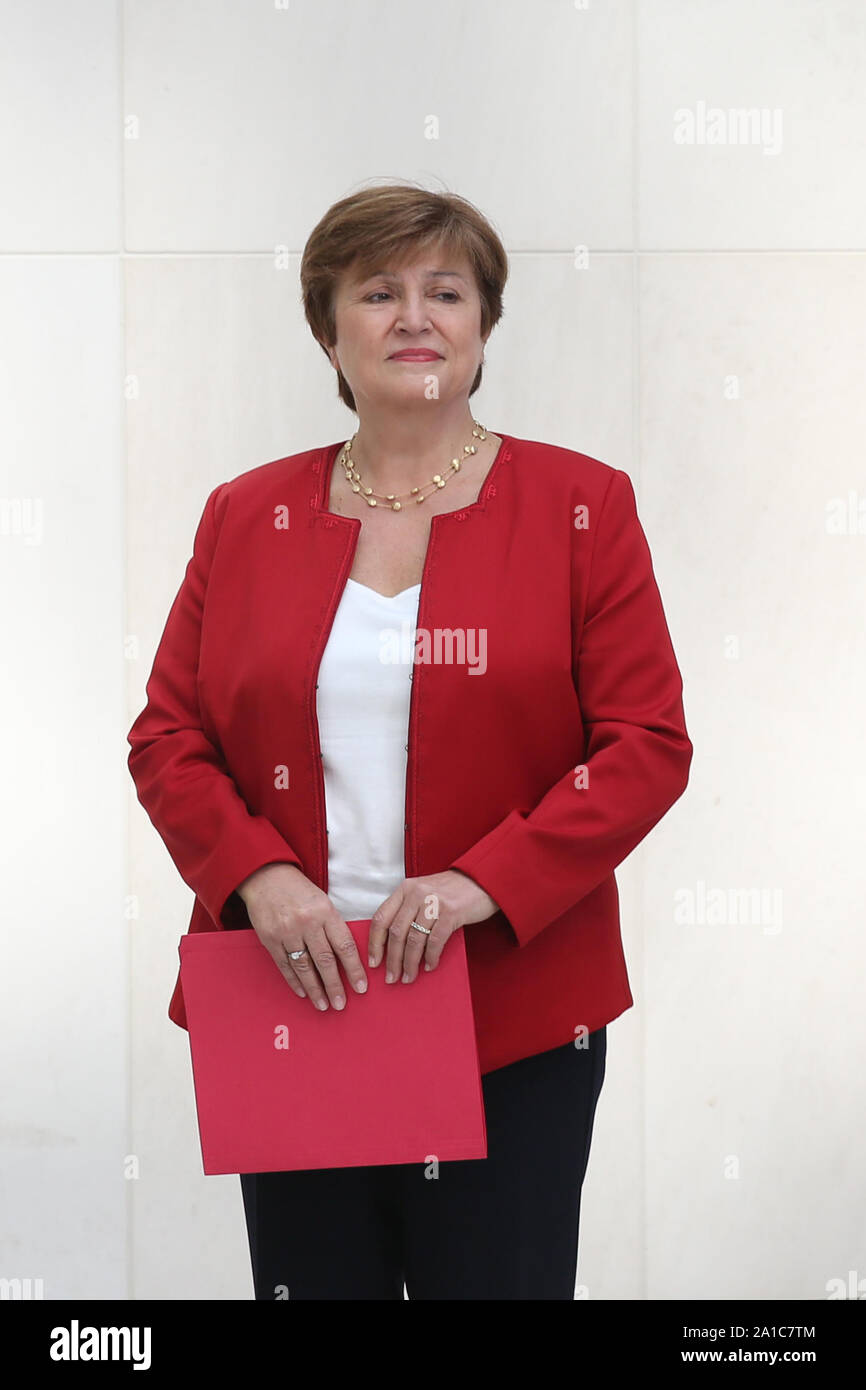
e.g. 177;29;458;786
337;420;488;511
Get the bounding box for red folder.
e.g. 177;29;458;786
179;921;487;1174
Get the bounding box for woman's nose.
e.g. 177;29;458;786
394;299;432;330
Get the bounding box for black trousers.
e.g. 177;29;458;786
239;1026;607;1301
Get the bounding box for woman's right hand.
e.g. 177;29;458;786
236;862;368;1011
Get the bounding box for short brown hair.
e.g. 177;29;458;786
300;180;509;413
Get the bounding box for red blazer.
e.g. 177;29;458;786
127;431;693;1075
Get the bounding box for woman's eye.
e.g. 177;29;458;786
366;290;459;303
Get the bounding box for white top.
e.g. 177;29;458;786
315;577;422;921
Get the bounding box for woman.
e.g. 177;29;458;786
127;182;693;1300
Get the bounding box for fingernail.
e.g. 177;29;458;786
368;954;377;967
334;995;345;1010
385;971;395;983
401;972;410;983
424;963;431;971
356;979;368;993
316;999;328;1011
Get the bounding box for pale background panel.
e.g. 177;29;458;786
640;252;866;1298
0;0;120;250
0;256;127;1298
122;0;634;252
638;0;866;249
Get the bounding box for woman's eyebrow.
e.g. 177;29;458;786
360;269;468;283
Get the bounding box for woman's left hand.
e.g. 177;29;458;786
368;869;500;984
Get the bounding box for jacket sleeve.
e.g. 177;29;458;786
127;482;304;928
448;466;693;947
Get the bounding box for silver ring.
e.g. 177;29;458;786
410;920;433;936
288;948;308;960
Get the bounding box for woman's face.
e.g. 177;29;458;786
327;243;488;412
